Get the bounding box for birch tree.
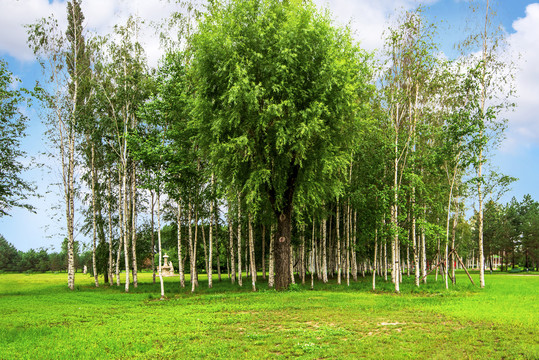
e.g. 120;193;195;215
27;0;90;290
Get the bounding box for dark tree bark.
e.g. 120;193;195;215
274;208;292;290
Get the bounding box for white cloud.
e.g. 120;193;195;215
2;0;435;64
313;0;438;52
0;0;66;61
502;3;539;152
0;0;180;66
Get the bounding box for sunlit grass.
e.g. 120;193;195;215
0;271;537;359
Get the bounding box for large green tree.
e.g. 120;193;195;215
192;0;372;290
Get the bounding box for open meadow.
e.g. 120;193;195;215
0;272;537;359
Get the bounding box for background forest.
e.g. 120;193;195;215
1;0;538;294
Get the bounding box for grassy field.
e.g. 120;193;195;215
0;271;537;359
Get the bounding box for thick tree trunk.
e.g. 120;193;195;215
274;209;292;290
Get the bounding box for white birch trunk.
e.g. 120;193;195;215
177;201;185;288
237;193;242;287
262;224;266;280
107;176;114;285
131;165;138;288
228;201;236;284
208;177;214;288
268;223;275;288
90;144;99;287
322;217;328;283
373;228;378;290
336;200;341;285
248;214;256;291
157;192;165;300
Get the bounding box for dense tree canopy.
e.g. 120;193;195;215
192;0;372;289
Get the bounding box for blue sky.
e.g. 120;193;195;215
1;0;538;251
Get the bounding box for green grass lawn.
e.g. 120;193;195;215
0;271;537;359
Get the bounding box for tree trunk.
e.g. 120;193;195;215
383;238;388;282
300;224;305;285
115;227;122;287
107;176;114;285
373;228;378;290
116;167;123;287
451;199;459;285
346;200;350;286
268;223;275;288
177;200;185;288
352;210;357;281
412;189;419;287
157;191;165;300
290;243;296;285
421;206;427;284
201;221;209;281
65;130;76;291
336;200;341;285
216;215;221;282
311;219;315;289
188;201;196;292
90;144;99;287
274;209;292;290
131;164;138;288
248;214;256;291
228;200;236;284
237;193;243;287
262;224;266;280
477;0;490;290
208;175;214;288
121;165;130;293
321;216;328;283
